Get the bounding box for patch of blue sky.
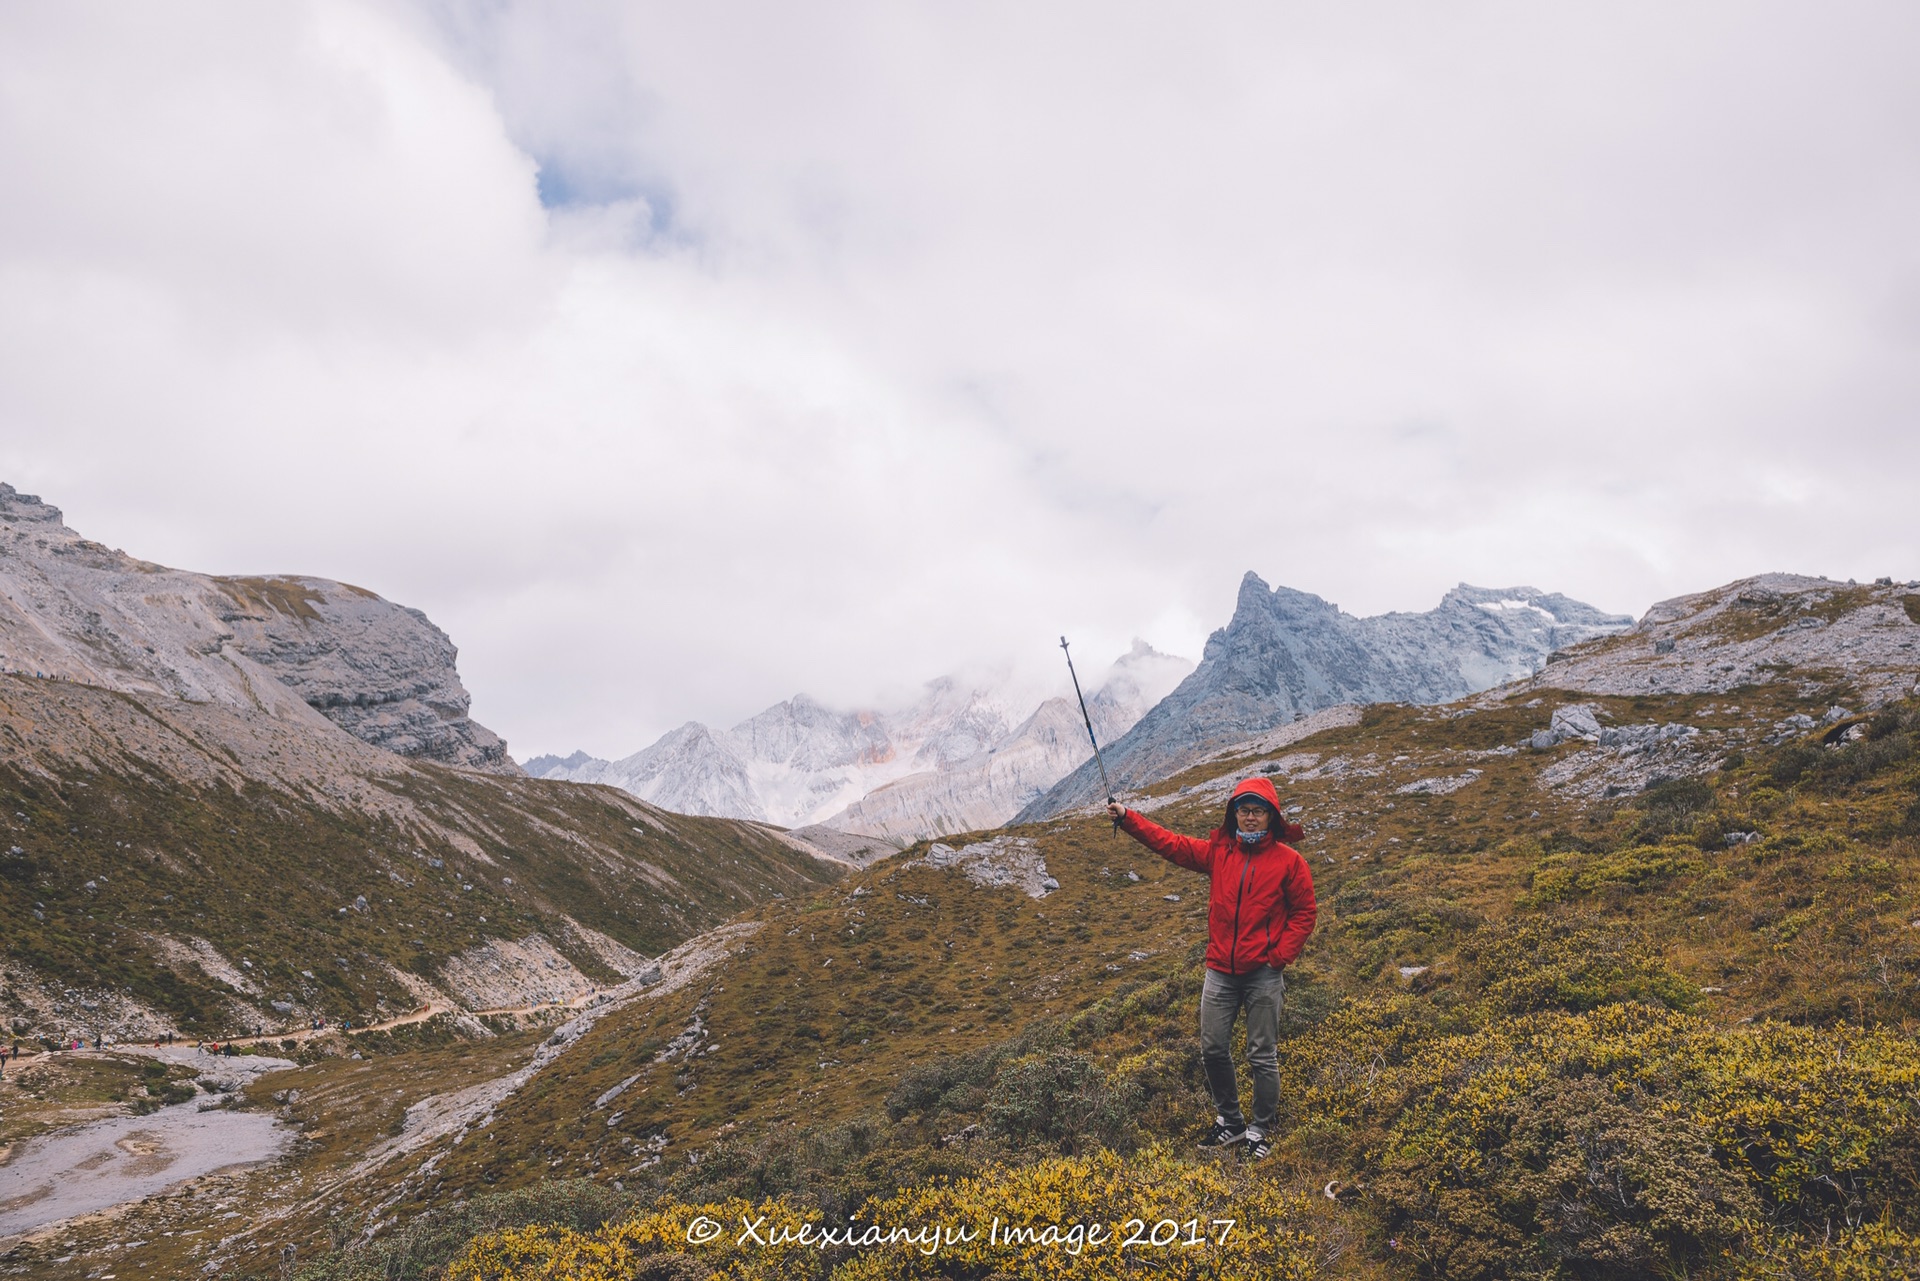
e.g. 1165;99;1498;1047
534;160;658;214
534;158;692;253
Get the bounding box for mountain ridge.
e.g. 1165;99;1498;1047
1016;574;1633;820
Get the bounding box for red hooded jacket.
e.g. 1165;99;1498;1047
1118;776;1318;975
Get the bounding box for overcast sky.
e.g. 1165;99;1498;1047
3;3;1916;760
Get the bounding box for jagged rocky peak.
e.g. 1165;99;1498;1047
0;480;517;773
1015;573;1633;821
733;694;895;770
0;483;62;524
524;748;599;776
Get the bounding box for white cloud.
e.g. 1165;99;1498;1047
2;1;1916;759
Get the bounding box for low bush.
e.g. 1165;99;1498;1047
1373;1073;1755;1280
1279;996;1920;1278
295;1181;635;1281
1635;777;1716;843
1456;917;1696;1014
981;1050;1140;1155
1527;842;1702;903
445;1148;1322;1281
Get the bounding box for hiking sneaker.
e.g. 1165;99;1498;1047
1197;1119;1247;1150
1243;1134;1275;1162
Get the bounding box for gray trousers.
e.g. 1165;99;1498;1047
1200;964;1285;1134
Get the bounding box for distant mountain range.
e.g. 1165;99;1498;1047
1016;575;1635;820
524;641;1194;839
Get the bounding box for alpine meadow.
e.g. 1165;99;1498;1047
4;475;1919;1279
5;8;1920;1280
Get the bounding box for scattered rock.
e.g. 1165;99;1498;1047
1396;770;1484;796
920;837;1057;899
1531;704;1609;749
594;1073;642;1110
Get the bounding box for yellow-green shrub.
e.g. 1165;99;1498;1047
1733;1222;1920;1281
445;1148;1320;1281
446;1197;833;1280
1276;996;1920;1278
1527;841;1701;902
838;1145;1319;1281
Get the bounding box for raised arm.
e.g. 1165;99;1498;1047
1110;804;1214;874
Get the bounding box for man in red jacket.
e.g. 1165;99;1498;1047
1107;776;1317;1161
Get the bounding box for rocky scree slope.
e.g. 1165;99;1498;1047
0;482;512;772
1019;575;1630;820
528;641;1192;839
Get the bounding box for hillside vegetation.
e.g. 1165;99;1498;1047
239;669;1920;1281
0;674;843;1042
8;577;1919;1281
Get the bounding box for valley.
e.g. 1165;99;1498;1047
2;493;1917;1280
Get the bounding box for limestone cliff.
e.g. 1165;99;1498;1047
0;483;514;772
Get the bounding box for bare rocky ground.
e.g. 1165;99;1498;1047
1528;572;1920;707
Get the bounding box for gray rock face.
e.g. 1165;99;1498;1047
1529;573;1920;708
1530;703;1603;748
1016;574;1631;821
921;836;1057;898
0;482;515;772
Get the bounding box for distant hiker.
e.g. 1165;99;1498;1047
1109;777;1317;1163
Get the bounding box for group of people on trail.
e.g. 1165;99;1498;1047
1109;775;1317;1163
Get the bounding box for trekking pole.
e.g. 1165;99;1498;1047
1059;637;1119;829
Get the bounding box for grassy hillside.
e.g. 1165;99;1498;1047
9;665;1916;1279
0;675;844;1041
224;677;1920;1281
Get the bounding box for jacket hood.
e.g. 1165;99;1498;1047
1224;776;1304;843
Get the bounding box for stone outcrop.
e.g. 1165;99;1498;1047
1525;573;1920;707
0;482;515;772
1016;575;1631;821
920;836;1058;898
